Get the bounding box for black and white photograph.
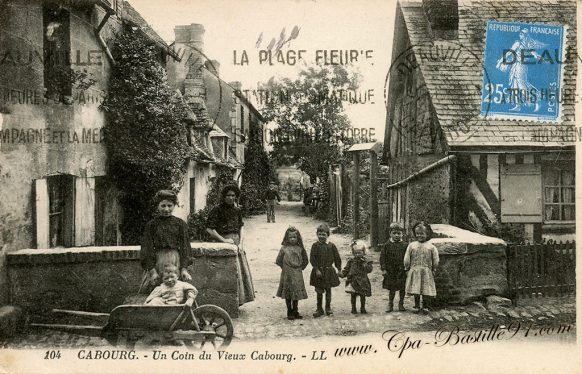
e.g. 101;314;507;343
0;0;578;372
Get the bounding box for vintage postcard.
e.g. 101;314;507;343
0;0;579;373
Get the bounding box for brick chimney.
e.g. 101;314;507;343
205;59;220;76
170;24;207;102
229;81;242;92
422;0;459;40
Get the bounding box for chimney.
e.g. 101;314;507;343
422;0;459;40
205;59;220;76
174;23;205;51
173;24;207;102
229;81;242;92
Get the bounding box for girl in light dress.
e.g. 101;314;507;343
404;221;439;314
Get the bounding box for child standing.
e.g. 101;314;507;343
380;223;408;312
264;182;281;223
276;227;309;320
340;240;373;314
404;221;439;314
309;224;342;317
141;190;192;290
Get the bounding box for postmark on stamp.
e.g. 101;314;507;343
481;21;566;122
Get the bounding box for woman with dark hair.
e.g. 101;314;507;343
141;190;193;289
206;184;255;304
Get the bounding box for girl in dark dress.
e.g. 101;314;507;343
380;222;408;312
141;190;192;290
206;184;255;305
309;224;341;317
340;240;373;314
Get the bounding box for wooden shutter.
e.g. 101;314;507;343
35;179;50;248
75;177;95;246
500;164;542;223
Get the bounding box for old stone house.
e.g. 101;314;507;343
382;0;576;243
0;2;251;315
167;23;266;219
0;0;131;304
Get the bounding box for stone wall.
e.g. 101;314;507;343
0;0;122;304
431;224;508;305
6;243;240;317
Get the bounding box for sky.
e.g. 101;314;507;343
128;0;398;141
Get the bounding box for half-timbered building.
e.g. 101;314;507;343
382;0;576;243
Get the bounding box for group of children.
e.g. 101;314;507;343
139;189;440;318
275;221;439;319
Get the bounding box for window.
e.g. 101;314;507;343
189;177;196;214
43;3;72;99
543;166;575;222
240;106;245;138
47;175;74;247
36;176;101;248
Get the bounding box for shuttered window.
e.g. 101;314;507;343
500;164;542;223
75;177;95;246
43;3;72;99
35;176;96;248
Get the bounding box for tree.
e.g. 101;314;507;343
101;27;192;244
260;65;358;218
240;122;276;215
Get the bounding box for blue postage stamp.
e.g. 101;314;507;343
481;21;566;122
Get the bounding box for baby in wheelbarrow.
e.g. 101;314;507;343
145;264;198;307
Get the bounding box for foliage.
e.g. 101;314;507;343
334;202;369;238
260;65;359;219
240;123;275;215
100;27;192;244
188;167;237;241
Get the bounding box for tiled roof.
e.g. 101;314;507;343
189;101;213;130
192;140;215;162
399;0;576;148
121;1;180;60
209;124;229;138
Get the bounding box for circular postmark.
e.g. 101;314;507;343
383;41;492;145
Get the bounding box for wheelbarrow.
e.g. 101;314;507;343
29;300;234;349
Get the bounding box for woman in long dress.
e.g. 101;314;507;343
206;185;255;305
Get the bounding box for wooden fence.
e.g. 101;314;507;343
507;241;576;301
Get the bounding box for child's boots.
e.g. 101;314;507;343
313;308;324;318
398;299;406;311
360;297;367;314
293;301;303;319
286;299;295;320
313;294;325;318
386;300;393;313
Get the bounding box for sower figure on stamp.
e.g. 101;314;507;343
380;222;408;312
264;182;281;223
206;184;255;305
140;190;193;291
309;224;342;317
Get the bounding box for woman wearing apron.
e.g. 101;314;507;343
206;185;255;305
140;190;192;291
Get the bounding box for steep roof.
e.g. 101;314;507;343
398;0;576;149
122;1;180;60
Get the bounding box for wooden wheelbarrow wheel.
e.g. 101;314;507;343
192;305;234;349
